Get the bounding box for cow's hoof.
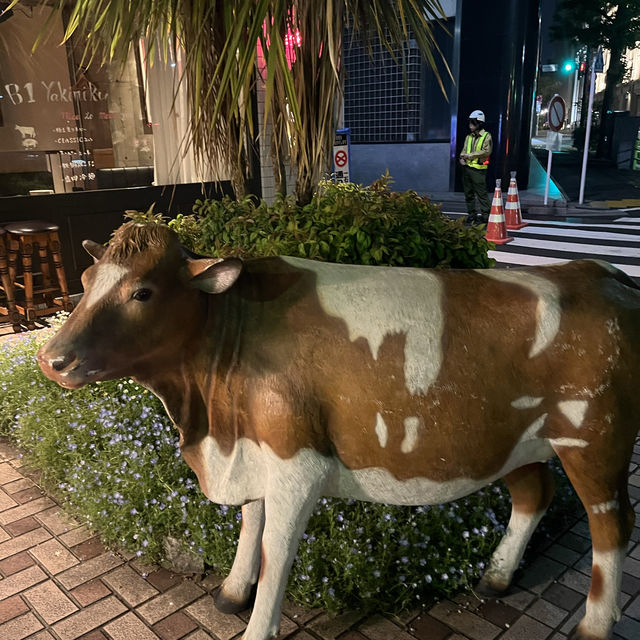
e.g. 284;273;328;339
212;583;257;614
474;575;509;598
567;624;603;640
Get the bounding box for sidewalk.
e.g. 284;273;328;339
0;433;639;640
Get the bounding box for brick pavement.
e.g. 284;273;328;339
0;437;639;640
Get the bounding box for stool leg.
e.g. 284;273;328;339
49;232;73;312
7;235;19;285
20;238;36;331
37;236;53;288
0;241;21;333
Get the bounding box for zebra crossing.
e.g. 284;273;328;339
445;213;640;282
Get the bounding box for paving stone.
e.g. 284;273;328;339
281;599;322;625
35;506;80;535
516;557;567;594
75;632;108;640
145;568;182;592
336;633;368;640
3;478;35;495
152;611;198;640
58;552;124;590
0;595;29;625
542;583;585;611
0;463;22;485
544;544;583;566
28;632;56;640
558;532;592;554
614;614;640;640
136;581;204;625
0;526;9;544
560;604;586;635
623;556;640;579
184;596;246;640
408;614;453;640
499;615;553;640
477;599;521;627
0;550;36;576
103;566;159;607
196;573;222;593
0;565;47;600
308;610;366;639
622;572;640;597
0;527;51;561
30;538;80;574
13;487;45;504
497;588;537;611
558;569;591;596
73;537;107;561
104;612;162;640
572;553;592;574
357;615;416;640
0;612;43;640
0;489;18;512
4;516;40;537
0;497;56;525
70;579;113;607
183;632;215;640
24;579;78;624
429;600;501;640
60;526;97;549
526;598;568;627
624;593;640;620
52;596;127;640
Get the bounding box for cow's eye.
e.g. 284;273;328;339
132;288;153;302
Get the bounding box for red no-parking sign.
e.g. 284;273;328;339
333;129;351;183
547;94;566;132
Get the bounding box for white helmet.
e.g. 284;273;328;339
469;110;485;122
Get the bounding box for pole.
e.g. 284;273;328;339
544;148;553;205
571;68;579;125
579;54;596;204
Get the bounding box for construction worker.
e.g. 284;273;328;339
459;110;492;224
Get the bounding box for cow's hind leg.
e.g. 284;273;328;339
213;499;265;614
555;445;635;640
477;462;555;595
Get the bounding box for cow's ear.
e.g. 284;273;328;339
187;257;243;294
82;239;107;263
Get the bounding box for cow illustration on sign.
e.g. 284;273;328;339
14;124;38;149
38;222;640;640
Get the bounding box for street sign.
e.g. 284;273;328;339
547;95;566;132
594;48;604;74
333;128;351;183
541;64;558;72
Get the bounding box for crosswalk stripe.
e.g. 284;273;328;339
512;227;639;243
496;237;640;258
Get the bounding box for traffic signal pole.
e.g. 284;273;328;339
578;52;597;204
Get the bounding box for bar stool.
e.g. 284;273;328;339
4;220;74;331
0;228;21;333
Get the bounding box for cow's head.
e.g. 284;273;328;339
37;222;242;389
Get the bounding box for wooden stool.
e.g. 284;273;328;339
0;228;21;333
4;220;74;331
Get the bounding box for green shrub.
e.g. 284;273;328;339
169;174;495;269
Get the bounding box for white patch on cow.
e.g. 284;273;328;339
558;400;589;428
375;413;388;448
281;257;444;396
478;270;561;358
521;413;547;441
401;417;421;453
511;396;544;409
591;494;619;515
549;437;589;448
84;263;129;309
579;548;625;639
482;508;547;591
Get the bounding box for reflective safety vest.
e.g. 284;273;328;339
465;131;490;170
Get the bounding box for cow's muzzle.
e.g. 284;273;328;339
36;346;100;389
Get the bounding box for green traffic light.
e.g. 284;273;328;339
562;60;575;73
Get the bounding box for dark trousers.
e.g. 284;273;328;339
462;166;490;216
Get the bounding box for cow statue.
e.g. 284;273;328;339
37;222;640;640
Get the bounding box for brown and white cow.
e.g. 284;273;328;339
37;222;640;640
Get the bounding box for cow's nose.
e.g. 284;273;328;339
38;351;76;373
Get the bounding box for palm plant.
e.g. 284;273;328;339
21;0;450;204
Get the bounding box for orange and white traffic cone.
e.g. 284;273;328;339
485;179;513;245
505;171;528;230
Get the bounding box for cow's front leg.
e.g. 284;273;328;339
214;499;265;613
242;464;329;640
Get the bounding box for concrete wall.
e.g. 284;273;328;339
349;143;450;192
